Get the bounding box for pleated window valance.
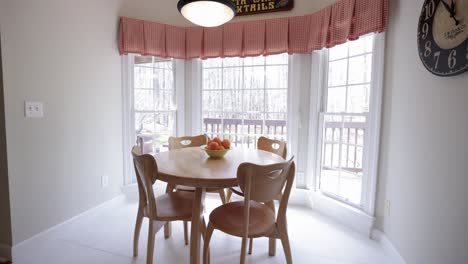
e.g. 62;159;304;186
118;0;387;59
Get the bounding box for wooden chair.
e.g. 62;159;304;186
225;136;288;254
131;146;207;264
165;135;228;245
203;158;295;264
226;136;288;202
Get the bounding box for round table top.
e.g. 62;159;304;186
154;147;286;188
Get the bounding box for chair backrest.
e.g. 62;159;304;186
132;146;158;218
168;135;208;150
237;157;294;203
237;157;295;231
257;136;287;159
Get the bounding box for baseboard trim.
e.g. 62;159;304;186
12;195;124;250
371;229;407;264
0;243;12;261
309;191;374;236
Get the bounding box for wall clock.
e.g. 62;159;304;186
417;0;468;76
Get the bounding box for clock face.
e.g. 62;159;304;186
417;0;468;76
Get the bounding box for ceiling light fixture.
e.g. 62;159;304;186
177;0;237;27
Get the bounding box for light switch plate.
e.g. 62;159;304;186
25;101;44;118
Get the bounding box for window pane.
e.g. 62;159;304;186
154;69;174;90
154;90;175;111
327;86;346;112
223;90;242;112
266;66;288;88
134;67;153;88
243;56;265;66
202;91;222;111
328;59;348;87
266;53;288;64
347;85;370;113
134;89;154;111
320;114;367;205
349;35;373;56
348;54;372;85
244;66;265;89
329;42;348;61
203;69;222;90
223;57;242;67
243;90;265;112
266;90;287;113
202;58;222;68
223;68;242;90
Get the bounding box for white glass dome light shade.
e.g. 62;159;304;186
178;0;236;27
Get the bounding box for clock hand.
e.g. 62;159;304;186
441;0;452;13
450;0;460;25
441;0;460;25
450;0;455;13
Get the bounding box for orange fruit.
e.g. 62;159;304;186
207;140;213;146
221;139;231;149
213;137;222;144
208;142;219;150
217;145;225;150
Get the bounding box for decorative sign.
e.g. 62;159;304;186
233;0;294;16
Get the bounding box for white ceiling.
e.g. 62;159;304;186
119;0;338;26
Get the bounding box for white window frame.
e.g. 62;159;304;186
121;54;184;185
308;33;385;234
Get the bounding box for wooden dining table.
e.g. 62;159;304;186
154;146;285;264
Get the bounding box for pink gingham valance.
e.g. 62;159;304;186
118;0;387;59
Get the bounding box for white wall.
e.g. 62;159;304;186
0;0;125;244
376;0;468;263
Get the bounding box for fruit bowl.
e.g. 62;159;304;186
203;137;232;159
204;147;229;159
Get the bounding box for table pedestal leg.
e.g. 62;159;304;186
190;187;205;264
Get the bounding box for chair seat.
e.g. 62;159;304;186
144;191;194;221
209;201;276;238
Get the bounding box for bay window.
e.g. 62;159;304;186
122;34;384;228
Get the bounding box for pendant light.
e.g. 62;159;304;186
177;0;237;27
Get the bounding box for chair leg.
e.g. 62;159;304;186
240;237;248;264
184;221;189;245
280;233;292;264
203;222;215;264
147;221;156;264
164;222;172;239
218;189;227;204
248;237;253;255
133;211;144;257
200;218;207;240
269;238;276;256
164;183;175;239
225;188;233;202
